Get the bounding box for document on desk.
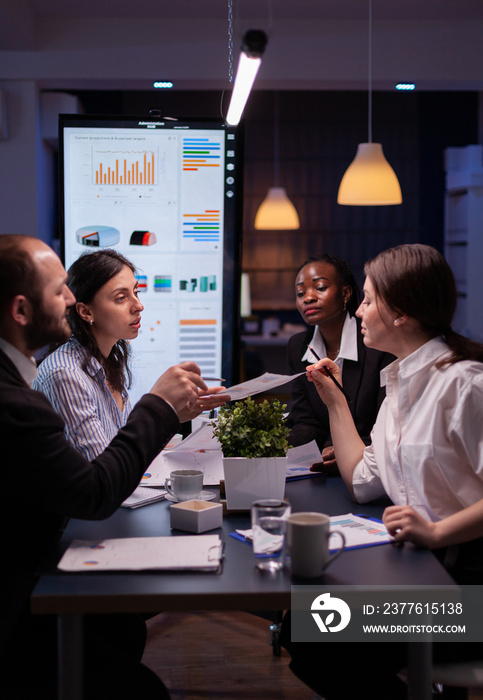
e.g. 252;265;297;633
286;441;322;479
120;486;167;509
234;514;393;552
223;371;305;401
143;433;322;487
329;513;393;550
57;534;224;572
142;446;223;487
168;422;219;452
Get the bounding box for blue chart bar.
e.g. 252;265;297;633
183;138;221;172
182;209;220;243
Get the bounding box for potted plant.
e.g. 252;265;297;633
211;397;290;510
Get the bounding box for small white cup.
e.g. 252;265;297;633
165;469;203;502
287;512;345;578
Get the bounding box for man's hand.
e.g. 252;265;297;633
149;361;207;414
177;386;231;423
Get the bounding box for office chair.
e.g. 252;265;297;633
431;659;483;699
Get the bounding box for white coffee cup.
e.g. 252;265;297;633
287;512;346;578
165;469;203;502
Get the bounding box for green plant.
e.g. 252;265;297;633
211;396;290;458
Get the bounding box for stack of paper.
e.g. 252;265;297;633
121;486;167;509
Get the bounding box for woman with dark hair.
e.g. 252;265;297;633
282;244;483;700
34;249;224;459
286;253;393;471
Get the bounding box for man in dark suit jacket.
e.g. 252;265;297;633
286;321;393;458
0;235;220;699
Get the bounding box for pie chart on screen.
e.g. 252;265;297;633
130;230;157;246
76;225;120;247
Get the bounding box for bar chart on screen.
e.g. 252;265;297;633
179;317;220;377
62;116;239;405
93;147;161;186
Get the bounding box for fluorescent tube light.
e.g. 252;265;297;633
226;30;267;126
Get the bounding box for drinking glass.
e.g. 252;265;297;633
251;499;291;572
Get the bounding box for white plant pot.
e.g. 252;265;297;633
222;456;287;511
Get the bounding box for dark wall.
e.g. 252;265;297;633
66;88;478;310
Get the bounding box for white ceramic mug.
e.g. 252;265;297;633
165;469;203;502
287;512;346;578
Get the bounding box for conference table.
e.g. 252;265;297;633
31;474;455;700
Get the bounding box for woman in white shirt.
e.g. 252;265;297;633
308;243;483;554
34;249;225;459
281;243;483;700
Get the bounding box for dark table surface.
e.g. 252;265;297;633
31;475;454;616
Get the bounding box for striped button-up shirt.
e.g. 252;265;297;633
33;338;131;460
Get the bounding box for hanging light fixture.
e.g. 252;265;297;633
254;92;300;229
226;29;267;126
337;0;402;206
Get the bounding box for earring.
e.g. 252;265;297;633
89;320;94;326
343;299;347;312
394;319;400;326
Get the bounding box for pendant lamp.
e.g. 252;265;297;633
337;0;402;206
254;93;300;229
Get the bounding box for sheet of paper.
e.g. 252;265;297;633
142;449;224;487
329;513;393;550
223;371;305;401
168;422;219;452
144;439;322;487
286;441;322;479
235;514;393;552
57;534;223;571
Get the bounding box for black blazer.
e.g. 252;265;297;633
286;322;394;450
0;348;179;650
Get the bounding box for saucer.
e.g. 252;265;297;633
165;490;216;503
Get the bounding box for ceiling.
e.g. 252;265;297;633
1;0;483;91
22;0;483;22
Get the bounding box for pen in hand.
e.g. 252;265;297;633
307;346;352;404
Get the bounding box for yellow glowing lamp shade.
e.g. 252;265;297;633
337;143;402;206
254;187;300;230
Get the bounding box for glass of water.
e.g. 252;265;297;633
251;499;291;572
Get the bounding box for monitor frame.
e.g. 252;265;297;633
58;112;243;397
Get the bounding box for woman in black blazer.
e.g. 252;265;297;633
286;254;393;471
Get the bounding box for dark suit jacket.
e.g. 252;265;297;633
0;348;179;651
286;323;394;449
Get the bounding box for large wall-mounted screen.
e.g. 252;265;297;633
60;114;242;405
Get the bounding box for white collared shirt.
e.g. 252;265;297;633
353;337;483;521
301;313;358;372
0;337;38;385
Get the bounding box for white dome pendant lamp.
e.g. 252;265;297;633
337;0;402;206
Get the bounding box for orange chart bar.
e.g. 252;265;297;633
179;319;217;326
95;152;155;185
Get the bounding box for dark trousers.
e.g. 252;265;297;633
281;539;483;700
1;611;170;700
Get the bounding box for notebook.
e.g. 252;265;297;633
121;486;167;509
